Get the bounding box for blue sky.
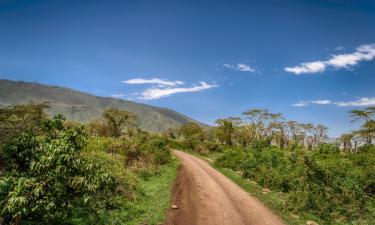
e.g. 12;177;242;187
1;0;375;137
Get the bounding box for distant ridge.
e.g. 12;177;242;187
0;79;206;132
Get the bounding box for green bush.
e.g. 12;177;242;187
0;105;176;225
214;143;375;224
0;116;117;224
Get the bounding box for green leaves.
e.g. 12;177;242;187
0;116;116;224
215;145;375;223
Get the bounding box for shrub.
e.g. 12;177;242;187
0;116;117;224
214;144;375;223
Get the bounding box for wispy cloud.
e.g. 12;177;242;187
293;97;375;107
140;82;218;100
122;78;184;86
293;101;309;107
310;99;331;105
121;78;218;100
223;63;256;72
285;43;375;75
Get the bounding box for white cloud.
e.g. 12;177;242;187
335;97;375;107
285;43;375;74
223;63;256;72
285;61;326;75
122;78;184;86
310;99;331;105
293;101;309;107
140;82;218;100
293;97;375;107
327;44;375;68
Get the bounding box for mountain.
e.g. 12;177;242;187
0;79;206;132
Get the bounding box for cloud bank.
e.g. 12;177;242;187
293;97;375;107
285;43;375;74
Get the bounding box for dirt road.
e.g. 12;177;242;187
165;150;287;225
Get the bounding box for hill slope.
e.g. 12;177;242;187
0;79;205;132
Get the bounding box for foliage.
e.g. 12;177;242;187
102;108;137;138
213;144;375;224
0;103;47;147
0;104;175;225
0;115;116;224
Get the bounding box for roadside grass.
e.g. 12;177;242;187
122;157;179;225
72;137;180;225
93;156;179;225
198;153;323;225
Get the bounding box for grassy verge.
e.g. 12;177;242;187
197;153;322;225
123;157;179;225
90;156;179;225
72;137;180;225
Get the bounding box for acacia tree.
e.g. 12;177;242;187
313;124;329;148
102;108;137;138
214;117;240;146
0;103;48;147
178;122;206;149
242;109;269;139
340;133;353;152
350;108;375;144
179;122;203;138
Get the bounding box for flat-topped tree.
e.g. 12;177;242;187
350;107;375;144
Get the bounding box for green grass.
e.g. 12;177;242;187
96;157;179;225
73;137;180;225
123;157;179;225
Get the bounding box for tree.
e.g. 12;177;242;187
313;124;329;148
214;117;239;146
102;109;137;138
360;120;375;144
0;103;48;147
178;122;206;149
269;121;287;148
349;108;375;144
340;133;353;152
242;109;269;139
179;122;203;138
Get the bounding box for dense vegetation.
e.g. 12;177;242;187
0;104;176;225
2;101;374;225
170;108;375;225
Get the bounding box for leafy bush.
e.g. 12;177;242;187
0;116;117;224
0;105;176;225
214;143;375;224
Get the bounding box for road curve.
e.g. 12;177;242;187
164;150;287;225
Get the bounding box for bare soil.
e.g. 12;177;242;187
164;150;287;225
